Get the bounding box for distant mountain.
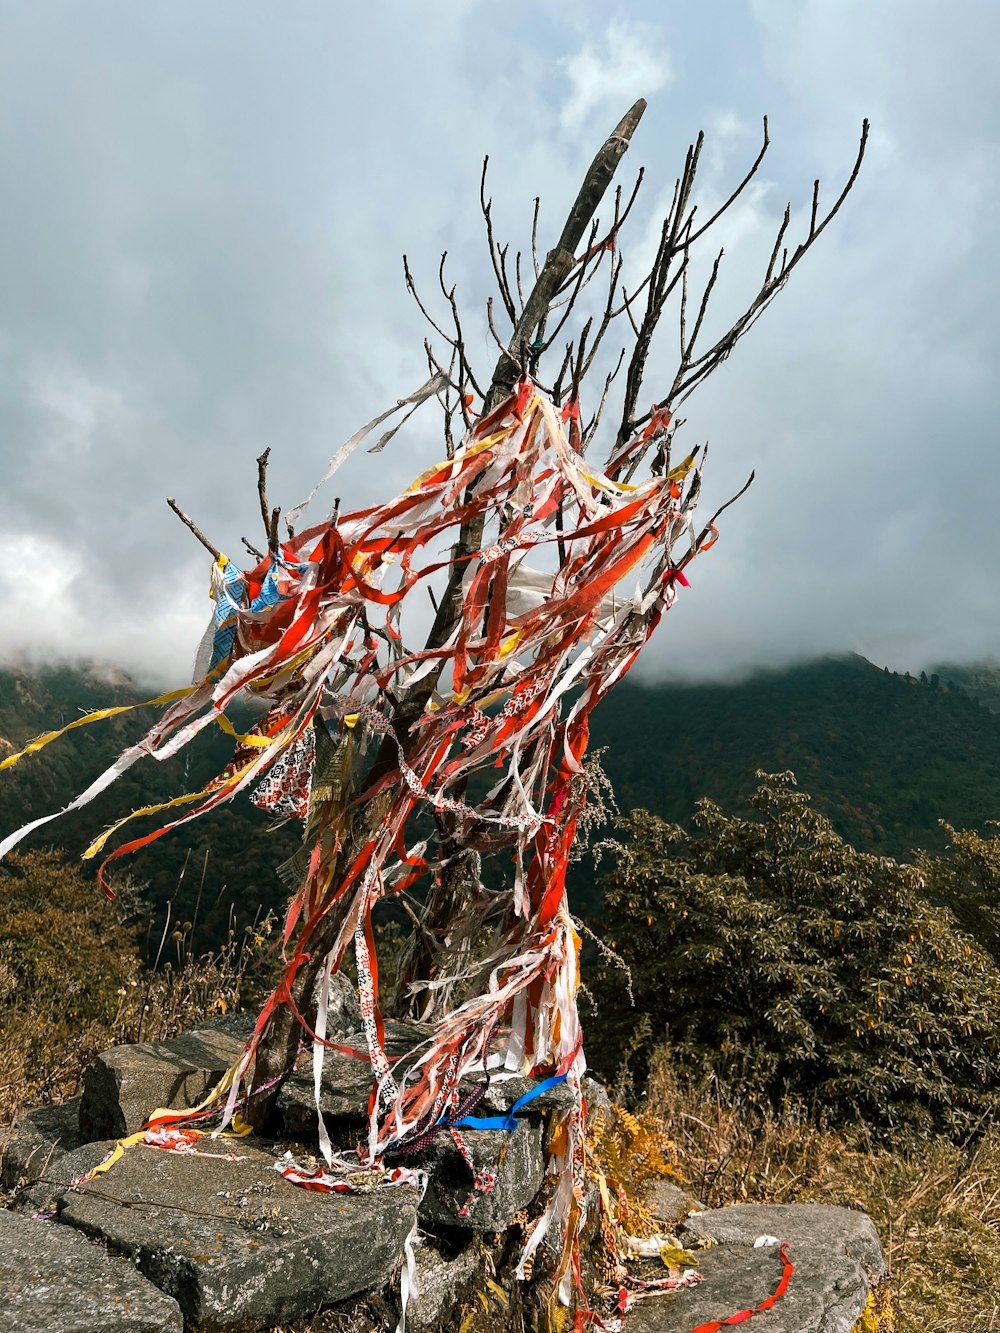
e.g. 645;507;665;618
582;654;1000;869
930;660;1000;712
5;654;1000;931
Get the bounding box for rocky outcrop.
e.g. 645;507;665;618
0;1093;83;1191
626;1204;888;1333
1;1024;890;1332
80;1021;254;1142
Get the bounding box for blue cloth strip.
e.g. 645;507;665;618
452;1072;568;1131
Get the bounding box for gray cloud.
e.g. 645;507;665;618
1;1;998;684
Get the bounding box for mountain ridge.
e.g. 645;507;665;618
4;653;1000;926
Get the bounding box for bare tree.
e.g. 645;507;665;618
0;98;867;1313
3;101;866;1152
384;103;868;1024
187;99;867;1130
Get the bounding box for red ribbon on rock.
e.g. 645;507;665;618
688;1242;794;1333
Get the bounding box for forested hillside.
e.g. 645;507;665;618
585;654;1000;861
0;665;300;949
5;654;1000;934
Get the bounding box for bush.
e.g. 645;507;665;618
585;772;1000;1140
0;850;275;1126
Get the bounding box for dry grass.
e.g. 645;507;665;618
643;1048;1000;1332
0;854;277;1128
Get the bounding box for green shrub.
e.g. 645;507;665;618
585;772;1000;1140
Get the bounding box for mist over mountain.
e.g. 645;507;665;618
585;655;1000;862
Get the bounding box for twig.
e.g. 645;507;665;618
166;498;222;562
256;448;272;539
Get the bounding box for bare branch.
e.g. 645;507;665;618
403;253;455;347
256;448;272;541
485;296;509;357
684;248;724;359
686;116;769;246
167;497;222;562
671;121;868;407
580;347;626;453
489;98;647;400
551;342;575;405
438;252;485;410
765;206;791;285
498;244;518;320
480;157;517;323
579;253;625;380
241;536;264;561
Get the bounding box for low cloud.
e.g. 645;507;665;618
558;20;673;133
1;2;999;687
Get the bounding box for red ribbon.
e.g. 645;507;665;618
688;1243;794;1333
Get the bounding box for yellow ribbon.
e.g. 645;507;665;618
214;713;274;748
78;1131;147;1183
667;451;697;481
81;755;260;860
0;685;196;774
404;420;525;494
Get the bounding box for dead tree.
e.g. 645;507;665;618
386;104;868;1023
0;102;867;1156
0;100;868;1311
169;100;867;1127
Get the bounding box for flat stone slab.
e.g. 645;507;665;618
0;1207;183;1333
627;1204;886;1333
0;1094;83;1191
80;1020;260;1142
682;1204;886;1280
48;1138;418;1328
12;1139;120;1216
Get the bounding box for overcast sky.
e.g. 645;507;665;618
2;1;997;685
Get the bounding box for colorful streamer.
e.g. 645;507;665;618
1;376;719;1316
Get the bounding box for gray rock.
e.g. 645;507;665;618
412;1120;547;1233
582;1076;613;1128
319;971;362;1038
278;1019;435;1142
0;1207;183;1333
405;1237;481;1332
681;1204;886;1281
0;1094;83;1191
644;1178;704;1228
626;1203;886;1333
12;1139;120;1216
80;1023;251;1141
470;1072;577;1118
277;1050;378;1142
52;1136;418;1328
278;1024;572;1148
